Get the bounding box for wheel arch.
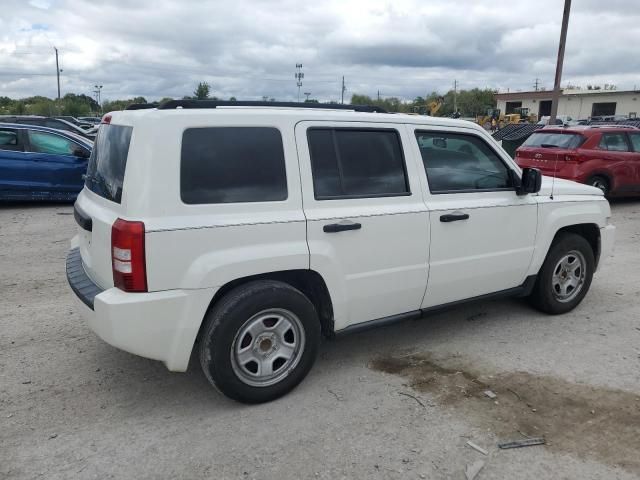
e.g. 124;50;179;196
196;270;335;348
552;223;601;266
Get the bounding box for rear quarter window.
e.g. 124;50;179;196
180;127;287;204
85;124;133;204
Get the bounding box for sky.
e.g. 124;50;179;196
1;0;639;103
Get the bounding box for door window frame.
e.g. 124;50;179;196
306;126;411;201
25;129;85;157
413;128;518;195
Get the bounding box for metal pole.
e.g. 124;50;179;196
341;76;345;104
453;79;458;114
55;47;61;100
549;0;571;125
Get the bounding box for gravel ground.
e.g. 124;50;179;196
1;200;640;480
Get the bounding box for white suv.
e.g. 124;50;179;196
67;101;615;403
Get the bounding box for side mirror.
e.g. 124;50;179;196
72;147;90;159
517;167;542;195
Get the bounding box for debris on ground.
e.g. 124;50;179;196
465;460;485;480
466;440;488;456
498;437;545;449
483;390;497;399
398;391;426;408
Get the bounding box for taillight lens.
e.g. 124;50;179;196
101;114;112;124
111;218;147;292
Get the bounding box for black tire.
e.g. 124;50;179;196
199;280;320;403
528;233;595;315
587;175;610;196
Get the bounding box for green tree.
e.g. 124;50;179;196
193;82;210;100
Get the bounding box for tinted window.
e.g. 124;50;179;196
0;129;19;147
85;124;132;203
307;128;409;199
522;132;583;149
629;133;640;152
181;127;287;204
28;131;77;155
599;133;629;152
45;119;72;131
416;131;512;193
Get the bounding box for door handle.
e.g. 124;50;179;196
323;221;362;233
440;213;469;223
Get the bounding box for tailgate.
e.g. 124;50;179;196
517;147;565;174
74;190;120;288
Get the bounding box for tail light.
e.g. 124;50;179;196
111;218;147;292
101;114;112;124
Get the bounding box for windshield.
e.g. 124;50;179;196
85;124;132;203
523;132;583;149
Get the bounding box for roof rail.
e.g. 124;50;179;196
156;99;388;113
125;103;159;110
588;124;639;129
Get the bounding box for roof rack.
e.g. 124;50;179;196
156;99;387;113
588;124;639;129
125;103;159;110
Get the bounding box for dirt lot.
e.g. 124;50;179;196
2;200;640;480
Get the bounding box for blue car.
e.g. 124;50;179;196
0;123;93;201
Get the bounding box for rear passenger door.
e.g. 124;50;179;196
597;133;636;192
296;122;429;330
408;126;538;307
0;127;30;198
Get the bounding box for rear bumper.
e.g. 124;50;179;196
599;224;616;270
66;249;215;372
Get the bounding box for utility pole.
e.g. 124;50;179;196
54;47;61;100
549;0;571;126
453;79;458;114
341;76;346;104
93;85;103;114
295;64;304;102
377;90;380;101
534;78;540;91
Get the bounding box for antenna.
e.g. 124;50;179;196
550;153;559;200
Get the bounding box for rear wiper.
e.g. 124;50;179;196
540;143;559;148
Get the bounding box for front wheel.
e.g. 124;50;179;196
199;280;320;403
528;233;595;314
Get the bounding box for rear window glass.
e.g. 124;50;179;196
85;124;133;203
181;127;287;204
522;132;583;149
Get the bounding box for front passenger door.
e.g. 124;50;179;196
410;127;538;308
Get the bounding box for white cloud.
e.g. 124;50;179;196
0;0;638;102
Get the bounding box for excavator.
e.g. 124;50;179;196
476;107;537;130
426;97;444;116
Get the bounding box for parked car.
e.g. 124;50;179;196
77;116;102;125
66;101;614;403
0;115;96;140
516;125;640;196
0;123;92;201
55;115;94;130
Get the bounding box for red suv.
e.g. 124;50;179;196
516;126;640;196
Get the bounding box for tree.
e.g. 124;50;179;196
193;82;210;100
229;96;237;102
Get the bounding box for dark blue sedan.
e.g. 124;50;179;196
0;123;93;201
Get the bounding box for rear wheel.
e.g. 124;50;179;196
199;280;320;403
587;175;610;196
528;233;595;314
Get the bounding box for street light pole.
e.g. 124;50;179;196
54;47;61;100
94;85;103;114
549;0;571;125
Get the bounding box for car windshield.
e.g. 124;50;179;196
523;132;583;149
85;124;132;203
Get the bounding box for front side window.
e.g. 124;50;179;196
599;133;629;152
415;131;512;193
181;127;287;204
307;128;409;199
28;131;77;155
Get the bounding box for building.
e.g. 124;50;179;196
495;89;640;120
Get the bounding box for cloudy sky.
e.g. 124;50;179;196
1;0;639;103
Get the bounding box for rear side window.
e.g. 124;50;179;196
181;127;287;204
599;133;629;152
629;133;640;152
522;132;583;149
307;128;409;199
85;124;133;204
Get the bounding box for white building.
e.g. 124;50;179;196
495;89;640;120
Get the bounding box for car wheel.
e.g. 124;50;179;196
587;175;610;196
528;233;595;315
199;280;320;403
